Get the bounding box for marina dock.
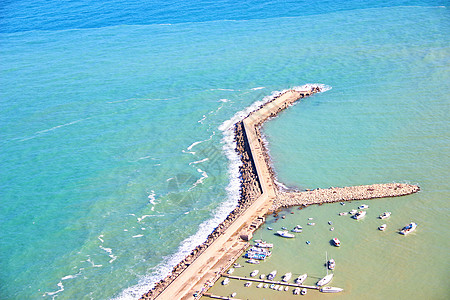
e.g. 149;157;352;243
222;274;320;290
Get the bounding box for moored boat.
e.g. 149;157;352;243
339;212;348;216
260;274;265;279
227;268;234;274
276;230;295;238
378;224;387;231
267;270;277;280
282;272;292;282
349;209;357;214
352;210;366;220
307;222;315;226
257;283;263;288
278;285;283;291
295;273;307;284
244;281;252;287
379;212;391;219
399;222;417;235
320;286;343;293
231;292;237;297
327;258;335;270
358;204;369;209
222;278;230;285
246;259;260;264
291;225;303;233
285;286;289;291
250;270;259;277
332;237;341;247
254;241;274;248
293;287;300;295
301;288;307;295
317;273;334;286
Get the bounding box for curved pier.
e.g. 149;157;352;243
141;86;420;300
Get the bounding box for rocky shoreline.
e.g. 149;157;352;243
141;85;420;299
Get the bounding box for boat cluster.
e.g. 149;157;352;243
339;204;417;234
244;240;273;263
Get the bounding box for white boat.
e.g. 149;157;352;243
254;241;274;248
267;227;273;230
291;225;303;233
257;283;263;288
244;281;252;287
227;268;234;274
222;278;230;285
273;285;279;290
379;212;391;219
231;292;237;297
284;286;289;291
295;273;307;284
301;288;307;295
320;286;343;293
307;222;315;226
293;287;300;295
317;273;334;286
352;210;366;220
263;284;269;288
260;274;265;279
330;227;334;231
267;270;277;280
246;259;260;264
349;209;357;214
233;263;243;268
332;237;341;247
278;285;284;291
250;270;259;277
327;258;335;270
282;272;292;282
276;230;295;238
399;222;417;235
378;224;387;231
358;204;369;209
339;212;348;216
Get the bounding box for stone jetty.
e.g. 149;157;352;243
141;85;419;300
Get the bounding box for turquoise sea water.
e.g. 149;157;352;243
1;1;448;299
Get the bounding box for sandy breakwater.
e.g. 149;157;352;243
140;86;419;300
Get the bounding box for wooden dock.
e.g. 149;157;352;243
222;274;319;290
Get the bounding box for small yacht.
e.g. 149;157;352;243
222;278;230;285
327;259;336;270
328;221;332;225
278;285;284;291
295;273;307;284
263;284;269;288
273;284;279;290
379;212;391;219
276;230;295;238
293;287;300;295
259;274;265;279
244;281;252;287
246;259;260;264
250;270;259;277
254;241;273;248
301;288;307;295
233;263;243;268
317;273;334;286
349;209;357;214
307;222;315;226
339;212;348;216
291;225;303;233
284;286;289;291
231;292;237;297
306;240;311;245
267;270;277;280
227;268;234;274
399;222;417;235
267;227;273;230
332;237;341;247
358;204;369;209
352;210;366;220
282;272;292;282
320;286;344;293
330;227;334;231
257;283;263;288
378;224;387;231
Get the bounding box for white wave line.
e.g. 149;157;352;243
19;117;91;142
